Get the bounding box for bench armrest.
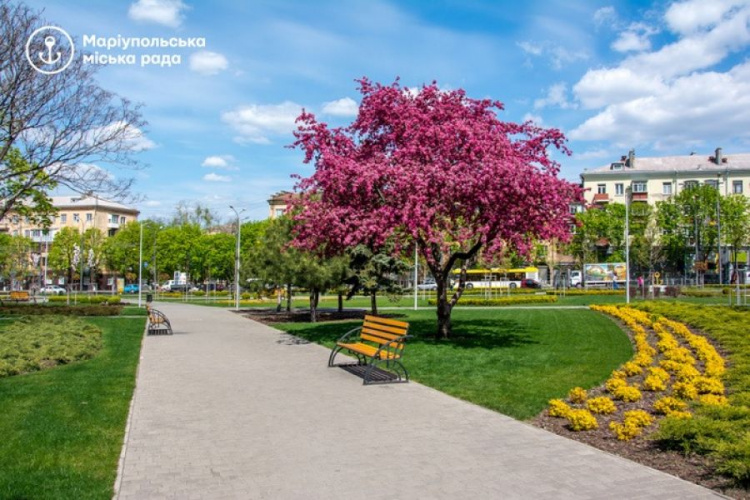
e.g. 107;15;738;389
335;326;362;343
374;334;412;359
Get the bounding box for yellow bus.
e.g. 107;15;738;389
452;267;540;289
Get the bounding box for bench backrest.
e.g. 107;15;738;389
360;315;409;351
10;291;29;299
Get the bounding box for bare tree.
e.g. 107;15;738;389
0;0;147;219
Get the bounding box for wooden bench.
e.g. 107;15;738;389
328;315;411;385
146;304;173;335
9;291;35;303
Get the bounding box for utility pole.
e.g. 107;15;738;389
229;205;245;311
138;221;143;308
413;242;418;311
716;176;722;285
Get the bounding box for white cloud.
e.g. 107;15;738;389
201;155;237;169
574;148;613;160
189;51;229;76
321;97;358;117
522;113;544;126
570;0;750;149
203;173;231;182
593;6;617;28
517;40;588;70
144;200;162;207
612;30;652;53
221;101;302;144
85;122;156;152
534;82;575;110
664;0;744;35
128;0;187;28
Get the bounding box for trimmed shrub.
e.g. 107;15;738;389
0;304;123;316
428;295;558;307
0;316;102;377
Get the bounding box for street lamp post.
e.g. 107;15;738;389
716;175;723;286
625;186;631;304
229;205;245;311
138;221;143;308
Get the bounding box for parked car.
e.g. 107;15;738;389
417;279;438;291
521;278;542;289
123;284;139;294
40;285;66;295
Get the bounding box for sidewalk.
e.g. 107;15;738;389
116;303;719;499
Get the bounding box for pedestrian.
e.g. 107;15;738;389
638;275;644;297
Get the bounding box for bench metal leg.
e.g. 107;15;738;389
328;345;344;367
363;358;410;385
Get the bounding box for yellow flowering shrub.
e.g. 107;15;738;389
586;396;617;415
699;394;729;407
633;352;653;367
548;399;572;418
568;387;587;404
659;360;683;373
648;366;670;382
642;375;667;392
673;381;698;400
656;337;679;353
610;421;643;441
665;410;692;420
693;376;724;395
662;347;696;365
674;364;701;382
606;377;627;393
653;396;688;415
610;369;627;380
622;361;643;377
623;409;654;427
566;409;598;431
613;385;642;402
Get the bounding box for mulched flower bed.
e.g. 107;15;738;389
532;310;748;499
236;308;367;324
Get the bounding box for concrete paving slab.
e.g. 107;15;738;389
116;303;721;499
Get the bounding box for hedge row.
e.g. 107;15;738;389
48;295;122;305
428;295;558;306
0;304;124;316
546;290;625;296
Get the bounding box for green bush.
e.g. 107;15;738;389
0;316;102;378
679;288;721;298
0;304;123;316
48;295;121;305
428;295;558;306
546;290;625;296
633;302;750;482
192;291;205;297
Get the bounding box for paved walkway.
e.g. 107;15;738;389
116;303;719;499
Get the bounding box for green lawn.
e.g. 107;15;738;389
0;316;145;499
276;308;633;420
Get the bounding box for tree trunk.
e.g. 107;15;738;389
309;288;318;323
435;279;453;339
370;291;377;315
338;291;343;313
286;283;292;312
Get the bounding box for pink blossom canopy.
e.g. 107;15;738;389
290;78;581;265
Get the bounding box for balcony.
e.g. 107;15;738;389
592;193;610;204
631;192;648;202
107;221;120;229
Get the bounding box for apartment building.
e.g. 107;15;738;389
267;191;294;219
0;194;139;243
580;148;750;206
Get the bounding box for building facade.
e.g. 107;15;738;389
580;148;750;206
267;191;294;219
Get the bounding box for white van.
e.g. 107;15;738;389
570;270;582;288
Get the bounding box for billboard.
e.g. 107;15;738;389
584;263;626;283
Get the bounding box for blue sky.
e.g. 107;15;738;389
27;0;750;221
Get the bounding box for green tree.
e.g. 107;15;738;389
720;194;750;281
0;234;33;289
0;148;57;225
346;245;408;315
48;227;79;289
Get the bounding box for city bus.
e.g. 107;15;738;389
452;267;540;289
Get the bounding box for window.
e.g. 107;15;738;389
663;182;672;195
705;179;718;189
24;230;30;237
684;180;699;189
73;213;80;222
60;214;67;223
86;213;93;222
569;204;582;215
610;162;624;170
275;208;284;217
11;215;18;224
120;216;126;224
615;183;624;196
734;180;743;194
32;229;40;237
597;184;606;194
569;224;577;234
110;214;118;223
632;181;647;193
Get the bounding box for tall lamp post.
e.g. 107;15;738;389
229;205;245;311
137;221;144;308
716;174;723;285
625;186;631;304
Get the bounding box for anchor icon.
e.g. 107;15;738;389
38;35;61;65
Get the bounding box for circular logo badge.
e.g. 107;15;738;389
25;26;75;75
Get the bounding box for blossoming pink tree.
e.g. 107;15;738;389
291;79;580;338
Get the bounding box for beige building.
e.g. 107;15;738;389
0;194;139;243
580;148;750;206
267;191;295;219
